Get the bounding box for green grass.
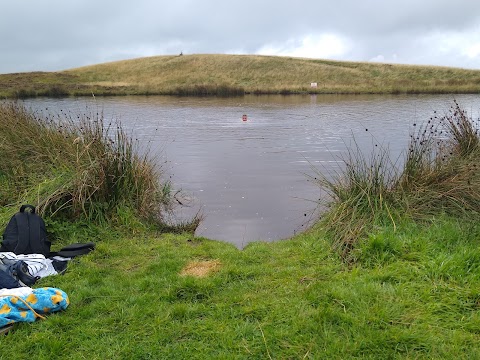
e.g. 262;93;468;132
2;215;480;359
1;54;480;98
2;103;480;358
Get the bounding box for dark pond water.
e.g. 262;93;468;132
23;94;480;247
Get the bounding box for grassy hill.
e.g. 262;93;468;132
1;54;480;98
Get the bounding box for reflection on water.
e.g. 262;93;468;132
23;94;480;248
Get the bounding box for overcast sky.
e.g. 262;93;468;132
1;0;480;74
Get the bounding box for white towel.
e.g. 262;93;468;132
0;286;33;297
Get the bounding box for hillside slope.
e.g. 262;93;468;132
1;54;480;97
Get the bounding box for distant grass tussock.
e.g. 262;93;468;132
318;101;480;260
172;83;245;97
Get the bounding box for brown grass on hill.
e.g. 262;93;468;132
1;54;480;98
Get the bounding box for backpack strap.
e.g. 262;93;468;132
26;212;45;255
13;212;30;255
13;205;45;256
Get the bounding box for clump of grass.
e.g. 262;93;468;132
317;140;400;259
317;101;480;261
39;84;69;97
13;88;37;99
398;100;480;216
443;102;480;157
0;102;195;229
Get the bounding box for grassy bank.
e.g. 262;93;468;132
1;54;480;98
2;214;480;358
1;103;480;358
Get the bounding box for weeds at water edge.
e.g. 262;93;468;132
316;100;480;261
0;102;199;232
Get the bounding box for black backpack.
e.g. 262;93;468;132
0;205;51;257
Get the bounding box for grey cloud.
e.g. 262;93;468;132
1;0;479;73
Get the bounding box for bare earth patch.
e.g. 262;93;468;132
180;260;222;277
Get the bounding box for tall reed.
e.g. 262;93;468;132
0;102;177;226
398;101;480;216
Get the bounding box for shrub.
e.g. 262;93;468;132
14;88;37;98
41;85;69;97
173;84;245;97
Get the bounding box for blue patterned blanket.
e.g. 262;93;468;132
0;287;69;327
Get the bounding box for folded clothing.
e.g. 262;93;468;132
0;252;60;278
0;268;20;289
0;287;32;298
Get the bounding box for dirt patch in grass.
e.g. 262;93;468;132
180;260;222;277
